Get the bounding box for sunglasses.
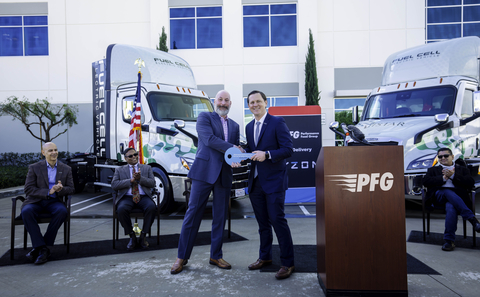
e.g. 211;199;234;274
437;154;451;159
126;153;139;158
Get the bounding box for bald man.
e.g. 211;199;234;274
21;142;74;264
171;90;241;274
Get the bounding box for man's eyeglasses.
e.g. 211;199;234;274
126;153;139;158
438;154;451;159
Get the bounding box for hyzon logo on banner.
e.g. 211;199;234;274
327;172;394;192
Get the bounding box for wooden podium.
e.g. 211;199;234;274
316;146;408;296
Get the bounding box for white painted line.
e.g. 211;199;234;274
71;193;111;207
169;204;186;216
71;197;112;214
299;205;315;216
299;205;310;215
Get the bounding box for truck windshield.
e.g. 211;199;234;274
363;86;456;120
147;92;214;121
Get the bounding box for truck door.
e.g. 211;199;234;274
458;82;479;158
116;86;149;159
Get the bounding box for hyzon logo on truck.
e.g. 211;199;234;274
328;172;394;193
391;51;441;64
93;60;106;157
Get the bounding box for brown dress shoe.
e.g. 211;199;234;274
248;259;273;270
275;266;295;280
209;258;232;269
170;258;188;274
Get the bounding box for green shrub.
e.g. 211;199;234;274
0;166;29;188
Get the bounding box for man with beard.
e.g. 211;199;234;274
171;90;241;274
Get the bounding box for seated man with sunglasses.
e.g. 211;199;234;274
423;148;480;251
111;148;156;250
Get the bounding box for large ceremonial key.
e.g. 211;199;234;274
224;147;255;165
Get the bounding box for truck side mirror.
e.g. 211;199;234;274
474;91;480;113
435;113;449;123
174;119;185;129
329;121;340;129
352;106;359;124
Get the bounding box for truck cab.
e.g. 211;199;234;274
69;44;248;212
348;37;480;197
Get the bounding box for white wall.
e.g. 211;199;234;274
317;0;425;146
0;0;426;153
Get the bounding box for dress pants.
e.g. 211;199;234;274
177;175;230;260
21;198;68;248
249;178;294;267
436;188;476;242
116;195;156;235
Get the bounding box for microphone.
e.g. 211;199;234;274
347;125;365;141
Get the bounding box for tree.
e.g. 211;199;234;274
305;28;320;106
157;26;169;52
0;96;78;145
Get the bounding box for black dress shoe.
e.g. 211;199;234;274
127;233;137;251
468;217;480;233
442;240;455;251
139;232;149;249
34;247;51;265
26;248;40;261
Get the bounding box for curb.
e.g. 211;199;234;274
0;187;24;199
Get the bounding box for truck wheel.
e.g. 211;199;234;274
153;167;173;213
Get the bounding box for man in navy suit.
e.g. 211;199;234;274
171;90;241;274
21;142;74;265
245;90;295;280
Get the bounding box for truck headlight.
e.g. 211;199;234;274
180;157;193;170
407;155;436;170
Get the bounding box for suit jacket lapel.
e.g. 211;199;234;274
55;163;63;184
257;113;270;147
42;161;49;187
211;112;224;140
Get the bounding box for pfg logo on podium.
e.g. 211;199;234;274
328;172;394;192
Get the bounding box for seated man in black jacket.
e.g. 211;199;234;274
423;148;480;251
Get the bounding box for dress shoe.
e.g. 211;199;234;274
248;259;273;270
127;233;137;251
34;247;51;265
26;247;40;261
275;266;295;280
171;258;188;274
139;232;149;249
209;258;232;269
442;240;455;251
468;217;480;233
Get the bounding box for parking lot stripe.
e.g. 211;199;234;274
71;193;111;207
71;197;113;214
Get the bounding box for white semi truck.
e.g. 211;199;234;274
67;44;247;212
332;37;480;198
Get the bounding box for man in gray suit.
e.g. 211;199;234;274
111;148;156;250
22;142;74;265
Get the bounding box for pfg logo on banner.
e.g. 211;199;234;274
327;172;394;192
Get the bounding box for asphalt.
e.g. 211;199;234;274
1;186;480;297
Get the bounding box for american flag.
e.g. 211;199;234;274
128;71;143;164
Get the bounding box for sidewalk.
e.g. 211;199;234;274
1;191;480;296
0;186;23;199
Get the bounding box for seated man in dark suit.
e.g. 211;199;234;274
423;147;480;251
111;148;156;250
21;142;75;265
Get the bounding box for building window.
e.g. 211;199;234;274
0;15;48;56
170;6;222;49
426;0;480;42
244;96;298;127
334;98;366;146
243;3;297;47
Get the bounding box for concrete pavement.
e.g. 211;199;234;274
1;188;480;297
